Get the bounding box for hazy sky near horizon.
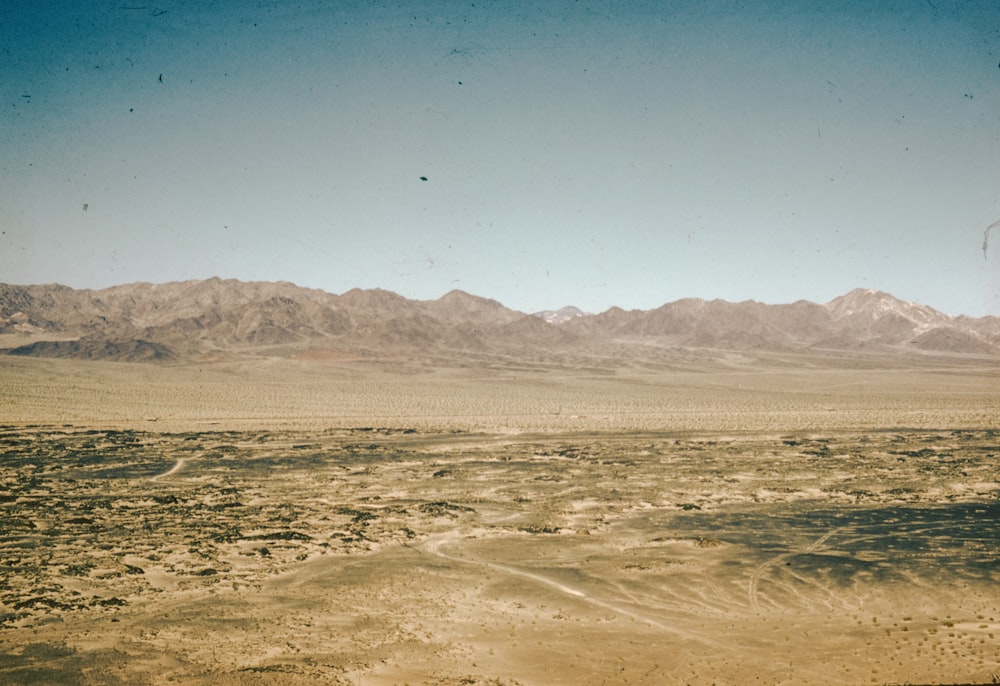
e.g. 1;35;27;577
2;1;999;316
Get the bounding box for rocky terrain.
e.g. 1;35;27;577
1;279;997;364
1;422;997;685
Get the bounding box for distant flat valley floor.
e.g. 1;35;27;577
1;356;999;685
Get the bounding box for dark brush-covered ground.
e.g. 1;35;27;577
1;425;998;685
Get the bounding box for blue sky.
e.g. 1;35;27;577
2;1;999;316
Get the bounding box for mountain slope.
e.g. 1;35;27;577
558;288;998;355
0;279;567;362
1;280;996;363
534;306;588;325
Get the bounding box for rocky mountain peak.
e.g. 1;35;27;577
533;306;588;325
1;280;996;363
827;288;943;320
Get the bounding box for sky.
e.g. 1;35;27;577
2;1;999;317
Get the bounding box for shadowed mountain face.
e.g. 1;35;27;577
0;281;997;363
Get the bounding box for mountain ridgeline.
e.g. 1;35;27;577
1;279;998;364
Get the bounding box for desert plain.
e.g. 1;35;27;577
1;353;999;685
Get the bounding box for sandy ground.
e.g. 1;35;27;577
2;354;998;433
1;356;999;684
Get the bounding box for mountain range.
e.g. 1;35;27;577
1;279;998;365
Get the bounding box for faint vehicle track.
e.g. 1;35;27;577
748;526;843;613
150;457;187;482
413;532;721;645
